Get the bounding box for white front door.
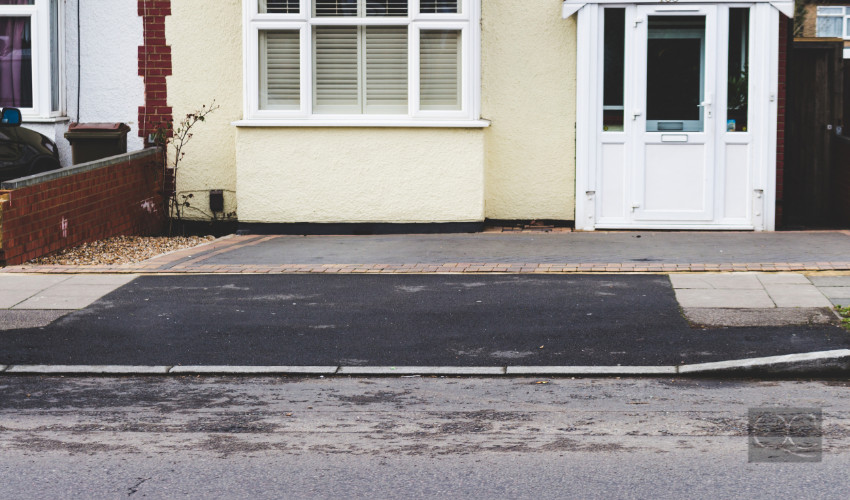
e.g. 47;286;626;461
576;3;780;231
633;6;717;221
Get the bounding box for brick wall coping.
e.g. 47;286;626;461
0;148;158;190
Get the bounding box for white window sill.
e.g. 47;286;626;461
22;116;71;124
233;119;491;128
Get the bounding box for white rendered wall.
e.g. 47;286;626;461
22;0;145;167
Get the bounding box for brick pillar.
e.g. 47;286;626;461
138;0;173;143
776;15;789;228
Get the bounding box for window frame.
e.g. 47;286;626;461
242;0;482;126
0;0;64;119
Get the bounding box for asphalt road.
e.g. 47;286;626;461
1;376;848;499
1;274;847;366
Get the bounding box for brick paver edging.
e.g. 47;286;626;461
3;262;850;274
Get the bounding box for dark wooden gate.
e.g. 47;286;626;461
783;38;845;228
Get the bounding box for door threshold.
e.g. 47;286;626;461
593;224;756;231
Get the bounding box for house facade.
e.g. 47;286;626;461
2;1;793;231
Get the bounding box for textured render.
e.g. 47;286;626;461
481;1;577;220
166;0;241;219
235;128;485;223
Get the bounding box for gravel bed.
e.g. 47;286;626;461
28;235;217;266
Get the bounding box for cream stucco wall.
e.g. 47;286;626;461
167;1;577;224
482;1;577;220
236;128;484;223
166;0;242;220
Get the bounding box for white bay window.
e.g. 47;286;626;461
245;0;482;125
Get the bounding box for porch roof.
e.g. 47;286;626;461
561;0;795;19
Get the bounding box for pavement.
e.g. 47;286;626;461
1;230;850;375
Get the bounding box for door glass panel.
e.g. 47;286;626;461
646;16;705;132
602;8;625;131
727;8;749;132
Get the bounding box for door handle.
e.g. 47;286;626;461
632;110;642;121
698;94;713;118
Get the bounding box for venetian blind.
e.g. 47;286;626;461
364;27;408;113
261;0;300;14
315;0;358;16
260;31;300;109
314;26;360;111
420;30;461;110
419;1;458;14
365;0;407;16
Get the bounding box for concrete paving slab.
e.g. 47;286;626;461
669;273;763;290
764;284;833;308
0;289;40;309
0;274;69;291
757;273;811;285
0;275;72;308
682;307;837;327
61;274;138;286
12;284;126;310
0;310;74;330
832;298;850;307
817;287;850;299
808;276;850;287
674;288;775;308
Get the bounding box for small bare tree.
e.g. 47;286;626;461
151;101;219;235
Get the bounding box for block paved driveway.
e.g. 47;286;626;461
1;274;848;367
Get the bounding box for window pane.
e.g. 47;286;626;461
817;17;842;37
260;0;299;14
420;30;460;111
314;26;359;112
315;0;357;16
0;16;33;108
602;8;624;132
727;8;749;132
366;0;407;17
260;31;300;110
364;27;407;113
817;7;844;16
50;0;59;112
420;1;458;14
646;16;705;132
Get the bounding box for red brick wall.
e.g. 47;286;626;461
776;15;789;227
0;150;165;266
138;0;173;142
